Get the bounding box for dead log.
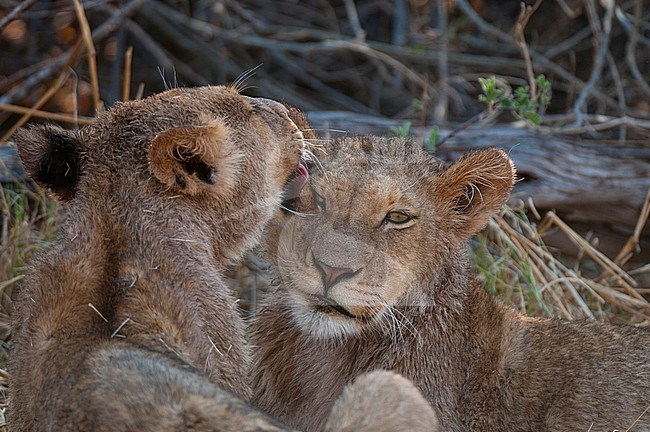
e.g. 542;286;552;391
307;111;650;261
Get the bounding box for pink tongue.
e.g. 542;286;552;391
295;163;309;191
284;163;309;201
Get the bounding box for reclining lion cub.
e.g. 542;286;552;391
251;136;650;432
10;86;308;431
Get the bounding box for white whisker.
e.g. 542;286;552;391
301;128;347;134
230;64;263;93
279;205;317;217
391;306;421;343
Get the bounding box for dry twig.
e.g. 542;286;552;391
0;103;93;125
625;0;650;98
433;0;449;122
0;39;83;143
513;0;544;98
73;0;101;113
122;46;134;101
342;0;365;42
0;0;37;31
615;188;650;267
573;0;616;124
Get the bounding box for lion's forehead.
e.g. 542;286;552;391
314;167;423;207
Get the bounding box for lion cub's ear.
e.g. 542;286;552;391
14;125;83;202
435;148;515;237
148;117;241;196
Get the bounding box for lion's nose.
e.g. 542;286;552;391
312;255;360;295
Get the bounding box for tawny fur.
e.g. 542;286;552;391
10;86;307;431
251;136;650;432
324;370;439;432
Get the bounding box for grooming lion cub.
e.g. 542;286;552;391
10;86;308;431
251;136;650;432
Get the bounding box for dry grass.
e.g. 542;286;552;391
0;182;61;430
474;206;650;324
0;185;61;342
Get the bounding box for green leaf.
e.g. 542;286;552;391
389;121;411;138
524;111;541;125
515;86;529;96
476;74;551;128
424;126;440;152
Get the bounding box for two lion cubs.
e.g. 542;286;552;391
12;86;647;431
11;87;437;430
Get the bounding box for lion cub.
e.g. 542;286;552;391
10;86;308;431
251;136;650;432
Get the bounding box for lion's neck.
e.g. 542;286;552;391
101;179;279;269
252;294;473;431
42;202;251;397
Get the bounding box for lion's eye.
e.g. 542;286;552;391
310;186;326;210
384;211;413;225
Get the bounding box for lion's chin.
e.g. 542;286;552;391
288;298;387;342
288;303;362;341
305;312;364;341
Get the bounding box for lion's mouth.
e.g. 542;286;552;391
314;295;358;319
281;163;309;213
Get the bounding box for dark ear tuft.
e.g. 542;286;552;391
148;117;240;196
171;148;217;185
14;125;83;202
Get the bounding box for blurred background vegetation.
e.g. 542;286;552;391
0;1;649;419
2;0;649;118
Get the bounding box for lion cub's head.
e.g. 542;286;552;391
15;86;308;262
266;137;515;339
